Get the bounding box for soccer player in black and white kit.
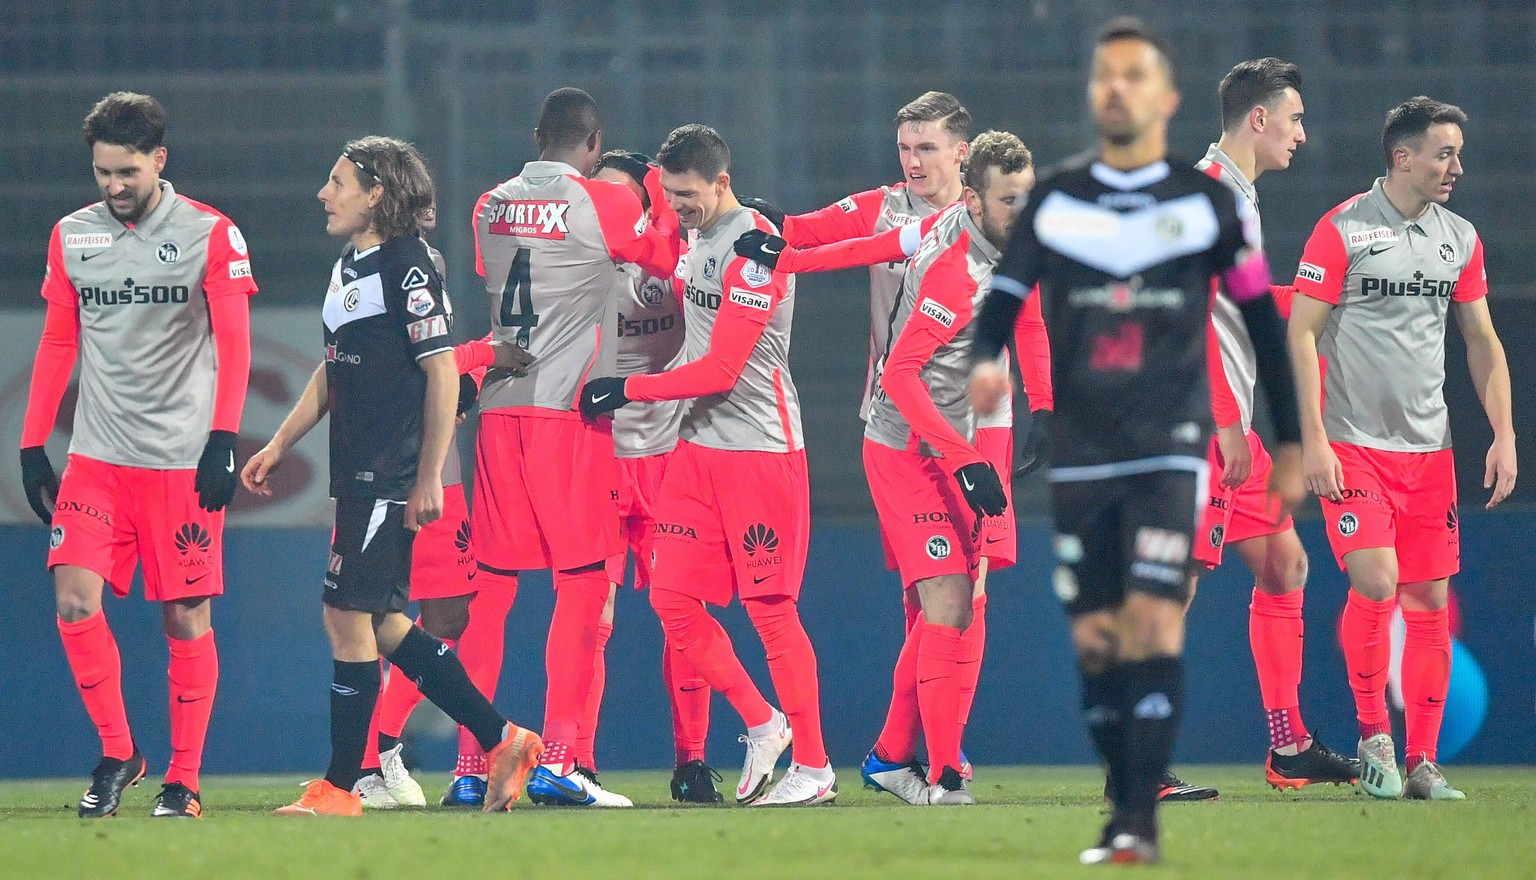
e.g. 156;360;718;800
968;19;1303;864
242;137;541;816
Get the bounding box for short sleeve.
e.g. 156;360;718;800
203;215;258;301
395;255;452;360
1293;217;1349;305
40;223;78;307
1453;235;1488;302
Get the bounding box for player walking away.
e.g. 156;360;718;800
968;19;1303;863
859;132;1032;806
244;136;542;817
1189;59;1360;792
469;88;676;809
19;93;255;819
582;124;836;806
588;150;722;803
1288;97;1514;802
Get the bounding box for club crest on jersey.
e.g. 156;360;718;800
729;287;771;311
487;199;571;240
740;259;772;288
406;288;435;316
1154;212;1184;242
1438;242;1457;264
1296;262;1325;285
640;279;668;306
64;232;113;249
703;256;718;280
343;288;360;311
918;299;956;327
156;242;180;265
401;266;430;290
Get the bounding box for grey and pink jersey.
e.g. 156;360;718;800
473;160;650;413
1293;178;1488;451
674;207;801;453
611;260;686;458
1197;145;1263;433
785;182;1011;427
865;204;999;456
41;180;256;468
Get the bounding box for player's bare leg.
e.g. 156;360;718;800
55;565;146;818
1339;547;1404;798
1398;577;1463;799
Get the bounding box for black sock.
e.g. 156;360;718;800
325;659;381;792
377;732;400;755
387;625;506;752
1117;656;1184;836
1081;662;1127;801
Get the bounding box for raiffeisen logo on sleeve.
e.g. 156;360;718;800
487;200;571;240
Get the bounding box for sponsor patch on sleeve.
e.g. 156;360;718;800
400;266;430;290
227;225;248;256
1296;262;1325;285
407;315;448;343
228;259;252;280
917;298;956;327
837;197;857;213
406;288;436;316
728;287;772;311
740;259;772;288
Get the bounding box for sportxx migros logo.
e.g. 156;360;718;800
174;522;212;556
487;200;570;240
743;524;779;557
454;520;472;553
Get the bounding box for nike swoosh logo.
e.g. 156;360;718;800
176;695;205;704
753;574;776;584
679;685;708;692
762;244;782;255
591;392;611;404
1426;697;1444;704
1355;668;1387;680
961;475;975;491
1368;243;1394;255
545;773;586;798
80;681;102;690
984;536;1004;544
224;451;235;473
80;251;108;261
738;778;753;796
186;573;210;586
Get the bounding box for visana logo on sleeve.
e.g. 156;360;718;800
228;259;252;279
407;315;448;343
487;200;571;240
65;233;114;249
740;260;772;288
729;287;772;311
918;299;956;327
1296;262;1325;284
837;197;857;213
406;288;436;316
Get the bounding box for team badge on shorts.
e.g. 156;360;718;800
926;535;951;560
49;525;64;550
1338;513;1359;537
1208;524;1224;549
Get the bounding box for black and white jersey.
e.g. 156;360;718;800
323;234;453;500
989;155;1265;477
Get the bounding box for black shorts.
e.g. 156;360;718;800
1048;467;1205;616
324;497;413;614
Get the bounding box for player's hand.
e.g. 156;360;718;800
1301;438;1343;503
1015;409;1052;477
732;229;787;271
1484;434;1517;509
968;361;1010;416
241;443;284;497
1216;422;1252;489
579;377;631;419
739;198;786;232
489;340;534;376
193;430;239;513
954;462;1008;519
19;446;59;525
405;475;444;531
1270;441;1306;516
457;374;480;421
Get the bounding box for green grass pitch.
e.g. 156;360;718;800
2;766;1533;879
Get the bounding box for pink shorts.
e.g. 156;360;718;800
649;441;809;606
409;482;478;600
47;454;224;601
473;411;621;574
1194;430;1294;568
974;426;1017;569
1320;443;1459;583
864;439;980;587
611;452;673;589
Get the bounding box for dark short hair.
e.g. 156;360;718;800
894;91;972;142
341;135;436;241
1219;58;1303;131
593;149;654;208
964;131;1033;198
656;124;731;179
83;92;166;152
1096;16;1177;82
535;87;600;152
1382;96;1468;166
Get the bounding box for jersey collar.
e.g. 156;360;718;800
1201;144;1258;208
116;179;177;237
1090;160;1170;191
960;207;1001;263
1366;177;1431;237
521;159;583;180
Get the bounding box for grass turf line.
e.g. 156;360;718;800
1;765;1533;879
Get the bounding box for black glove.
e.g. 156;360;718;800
954;462;1008;519
579;377;631;420
457;373;480;417
194;430;239;513
1014;409;1052;477
738;197;786;232
732;229;787;271
19;446;59;525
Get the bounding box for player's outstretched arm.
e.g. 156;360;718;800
733;216;933;276
1455;296;1517;507
242;362;329;496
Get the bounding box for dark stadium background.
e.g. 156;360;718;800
0;1;1530;775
